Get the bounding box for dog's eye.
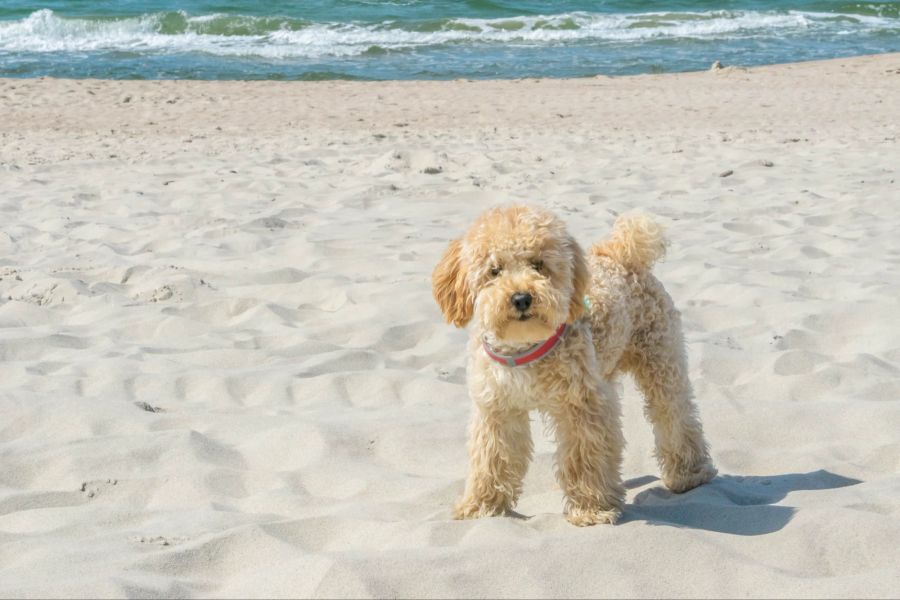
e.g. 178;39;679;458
531;260;544;272
490;266;502;277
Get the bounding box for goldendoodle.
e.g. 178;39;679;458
432;205;716;526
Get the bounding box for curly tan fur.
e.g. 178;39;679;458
433;206;716;526
432;239;473;327
592;214;668;273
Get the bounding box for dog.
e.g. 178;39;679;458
432;205;716;526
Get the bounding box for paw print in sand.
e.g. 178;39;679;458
80;478;118;499
130;535;188;547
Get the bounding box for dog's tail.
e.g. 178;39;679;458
591;214;668;273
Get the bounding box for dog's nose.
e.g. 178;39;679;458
510;292;533;312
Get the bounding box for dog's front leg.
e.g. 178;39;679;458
547;380;625;526
453;404;532;520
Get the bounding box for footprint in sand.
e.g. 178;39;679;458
773;350;827;376
376;321;433;353
80;478;119;499
722;222;767;236
800;245;831;259
130;535;188;547
804;213;838;227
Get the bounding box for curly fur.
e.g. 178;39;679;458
432;205;716;526
593;214;668;273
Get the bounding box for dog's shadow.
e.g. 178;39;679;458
621;469;861;536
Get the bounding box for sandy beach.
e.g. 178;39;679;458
1;54;899;597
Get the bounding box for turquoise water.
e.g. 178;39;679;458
1;1;899;79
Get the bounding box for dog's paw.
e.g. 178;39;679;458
452;498;508;521
565;506;621;527
664;461;718;494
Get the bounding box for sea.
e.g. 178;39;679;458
1;1;898;80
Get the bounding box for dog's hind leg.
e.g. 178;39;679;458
453;406;532;520
629;316;717;493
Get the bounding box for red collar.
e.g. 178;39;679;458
483;323;568;367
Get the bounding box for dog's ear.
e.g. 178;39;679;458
567;236;590;323
432;238;473;327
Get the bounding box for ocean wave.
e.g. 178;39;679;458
0;8;897;59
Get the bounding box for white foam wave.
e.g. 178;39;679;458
0;9;160;52
0;8;896;59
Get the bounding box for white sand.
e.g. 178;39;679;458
1;54;899;598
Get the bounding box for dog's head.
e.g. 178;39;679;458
432;205;589;343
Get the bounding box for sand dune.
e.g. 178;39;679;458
1;54;899;597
